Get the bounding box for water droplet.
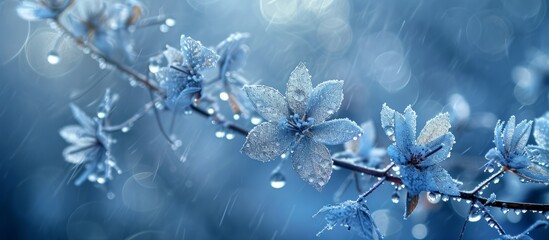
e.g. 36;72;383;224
543;211;549;219
121;126;131;133
159;24;169;32
207;107;215;114
485;164;495;173
468;210;482;222
251;117;262;125
165;18;176;27
215;130;226;138
233;114;240;120
502;208;509;214
441;194;450;202
270;171;286;189
47;50;60;65
219;92;229;101
149;61;159;73
391;192;400;203
97;111;106;119
107;192;115;200
87;174;97;182
225;132;235;140
427;192;440;204
521;209;527;213
97;177;106;184
293;91;306;101
514;209;521;215
493;177;500;184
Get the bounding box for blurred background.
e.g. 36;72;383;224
0;0;548;239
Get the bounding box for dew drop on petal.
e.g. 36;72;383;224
270;171;286;189
427;192;441;204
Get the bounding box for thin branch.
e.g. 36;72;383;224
469;168;505;195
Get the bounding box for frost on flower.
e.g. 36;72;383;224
381;104;461;217
59;90;121;186
521;113;549;183
156;35;219;112
204;32;254;117
495;220;548;240
484;115;546;183
332;120;386;168
17;0;74;21
65;0;145;61
314;200;383;239
241;62;362;190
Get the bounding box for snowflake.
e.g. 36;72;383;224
16;0;74;21
59;90;121;186
381;104;461;217
156;35;219;112
241;62;362;190
314;200;383;239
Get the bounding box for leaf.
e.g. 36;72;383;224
241;122;294;162
417;133;455;167
380;103;396;138
70;104;95;131
394;110;415;154
417;112;451;145
514;162;549;183
533;116;549;148
405;192;419;218
503;116;516;153
306;80;344;124
163;45;184;66
286;62;312;115
59;125;95;145
243;85;289;122
315;200;383;239
291;137;332;191
180;35;219;71
424;165;461;195
512;119;533;150
311;118;362;145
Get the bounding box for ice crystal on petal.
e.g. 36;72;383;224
381;104;460;217
315;200;383;239
241;63;361;190
286;62;313;115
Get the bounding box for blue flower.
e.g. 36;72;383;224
241;63;362;190
381;104;461;217
314;200;383;239
59;90;121;186
520;113;549;183
16;0;74;21
485;116;533;170
156;35;219;112
205;32;253;117
66;0;142;61
333;120;386;168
